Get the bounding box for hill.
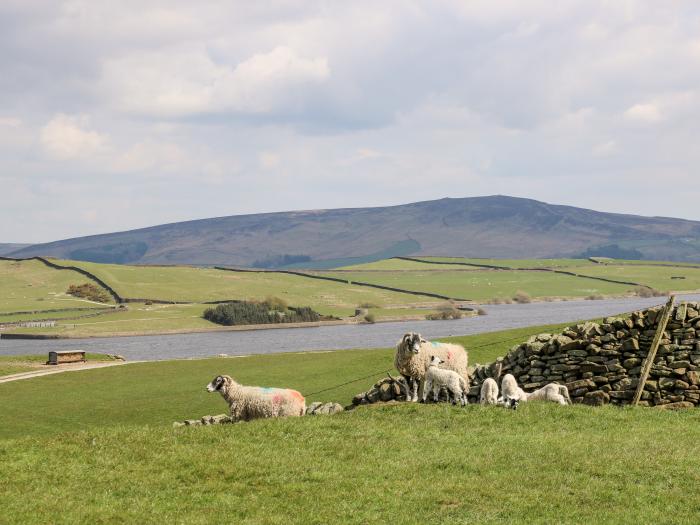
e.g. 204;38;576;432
0;243;30;256
8;196;700;266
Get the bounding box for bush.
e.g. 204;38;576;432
203;301;322;326
512;291;532;304
634;287;667;298
364;313;376;324
264;296;288;312
477;308;487;316
358;302;378;309
66;283;111;303
586;294;604;300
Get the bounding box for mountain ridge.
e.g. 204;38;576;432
9;195;700;266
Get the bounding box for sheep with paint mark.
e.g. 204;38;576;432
206;375;306;421
422;356;468;405
480;377;499;405
394;332;469;402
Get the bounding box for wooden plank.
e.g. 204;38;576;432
631;295;675;406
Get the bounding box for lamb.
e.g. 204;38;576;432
479;377;499;405
394;332;469;402
422;356;468;406
206;375;306;421
523;383;572;405
497;373;527;408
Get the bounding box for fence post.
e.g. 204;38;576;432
631;295;675;406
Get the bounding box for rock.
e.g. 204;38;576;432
306;402;323;415
655;401;694;410
659;377;676;390
173;421;186;428
565;379;596;391
352;393;367;405
623;358;641;369
687;371;699;385
583;391;610;406
311;402;344;415
379;382;394;401
366;388;380;403
184;419;202;426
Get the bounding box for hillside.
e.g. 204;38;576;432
0;243;30;256
9;196;700;266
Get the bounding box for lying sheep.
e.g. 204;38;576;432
422;356;468;406
524;383;572;405
479;377;499;405
206;375;306;421
394;332;468;402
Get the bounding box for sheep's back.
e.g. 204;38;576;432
424;342;468;378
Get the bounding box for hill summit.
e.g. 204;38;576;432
8;196;700;267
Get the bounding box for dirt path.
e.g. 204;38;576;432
0;361;133;384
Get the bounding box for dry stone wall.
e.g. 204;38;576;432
469;301;700;408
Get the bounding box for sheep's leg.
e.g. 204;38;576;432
401;375;412;402
411;379;420;403
422;378;431;403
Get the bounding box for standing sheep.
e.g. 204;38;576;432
394;332;469;402
422;356;468;406
206;375;306;421
480;377;499;405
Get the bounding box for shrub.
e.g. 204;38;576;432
358;302;378;309
586;294;604;300
477;308;487;316
264;296;288;312
633;287;667;298
364;313;376;324
512;291;532;304
66;283;111;303
203;301;322;326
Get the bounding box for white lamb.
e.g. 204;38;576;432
394;332;469;402
422;356;468;406
497;373;527;408
524;383;572;405
206;375;306;421
479;377;499;405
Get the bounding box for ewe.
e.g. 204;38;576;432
206;375;306;421
394;332;468;402
422;356;468;406
479;377;499;405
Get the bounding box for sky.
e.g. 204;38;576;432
1;1;700;244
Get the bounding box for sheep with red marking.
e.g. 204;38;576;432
394;332;469;402
206;375;306;421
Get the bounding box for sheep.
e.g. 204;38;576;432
422;356;468;406
523;383;572;405
206;375;306;421
394;332;469;402
479;377;499;405
497;373;527;408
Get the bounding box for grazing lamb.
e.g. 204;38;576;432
524;383;572;405
422;356;468;406
497;373;527;407
479;377;499;405
206;375;306;421
394;332;468;402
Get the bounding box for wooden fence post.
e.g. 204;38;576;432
631;295;675;406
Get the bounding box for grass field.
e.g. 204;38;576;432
411;257;600;268
0;259;115;313
1;323;699;523
321;268;633;301
0;353;115;377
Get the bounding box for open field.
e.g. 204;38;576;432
573;264;700;292
410;257;600;268
1;323;699;523
321;268;633;301
0;353;115;378
0;259;115;313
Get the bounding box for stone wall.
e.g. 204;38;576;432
469;301;700;408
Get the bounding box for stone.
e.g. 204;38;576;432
173;421;186;428
580;362;608;374
644;380;658;392
670;360;691;369
306;402;323;415
592;375;609;384
623;358;641;369
583;390;610;406
656;401;694;410
379;383;394;401
352;393;367;405
565;379;596;391
366;388;380;403
659;377;676;390
184;419;202;426
687;371;699;385
312;402;344;415
622;338;640;351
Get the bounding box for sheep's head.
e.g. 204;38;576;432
399;332;426;355
429;355;444;367
206;375;232;393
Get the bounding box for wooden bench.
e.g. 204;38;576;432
47;350;86;365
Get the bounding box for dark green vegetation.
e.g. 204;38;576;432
9;195;700;266
1;323;699;523
203;300;323;326
66;282;111;303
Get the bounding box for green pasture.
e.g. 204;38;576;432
62;260;437;316
0;353;114;378
412;257;598;269
575;264;700;292
1;322;699;524
0;259;114;313
321;269;633;301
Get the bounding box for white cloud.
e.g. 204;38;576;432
101;46;329;118
40;114;109;159
624;103;662;123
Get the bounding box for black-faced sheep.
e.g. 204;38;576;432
206;375;306;421
479;377;499;405
394;332;469;402
422;356;468;406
